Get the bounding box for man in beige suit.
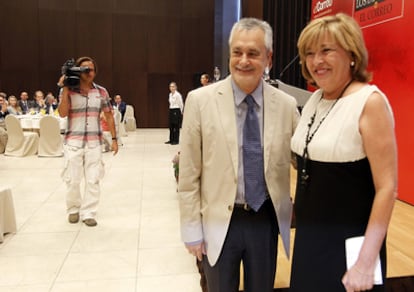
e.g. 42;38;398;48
178;18;298;292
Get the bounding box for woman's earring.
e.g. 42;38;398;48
350;61;355;67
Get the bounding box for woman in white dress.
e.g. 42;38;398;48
290;13;398;292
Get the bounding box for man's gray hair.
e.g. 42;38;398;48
228;18;273;52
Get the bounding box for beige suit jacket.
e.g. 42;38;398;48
178;76;298;266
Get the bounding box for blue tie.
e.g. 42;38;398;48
243;95;266;211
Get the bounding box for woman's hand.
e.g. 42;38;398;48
342;264;375;292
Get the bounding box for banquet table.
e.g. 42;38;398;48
17;114;67;132
0;187;17;243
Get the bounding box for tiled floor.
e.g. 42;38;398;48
1;129;414;292
0;129;201;292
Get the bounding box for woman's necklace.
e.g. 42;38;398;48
300;79;354;186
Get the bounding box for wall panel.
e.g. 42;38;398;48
145;0;182;17
113;0;148;14
38;1;77;94
147;73;175;127
0;0;215;127
0;0;40;95
75;0;114;90
147;16;180;74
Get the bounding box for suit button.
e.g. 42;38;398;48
228;205;233;211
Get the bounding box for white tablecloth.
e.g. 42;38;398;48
17;115;67;132
0;187;17;243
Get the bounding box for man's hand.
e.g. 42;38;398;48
185;242;206;261
57;75;65;88
111;140;119;155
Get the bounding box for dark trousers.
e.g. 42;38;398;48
168;108;181;143
202;199;279;292
197;259;208;292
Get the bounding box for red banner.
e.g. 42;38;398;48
354;0;404;28
311;0;352;19
311;0;404;26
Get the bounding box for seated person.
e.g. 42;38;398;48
7;95;23;115
18;91;32;114
0;126;7;153
113;94;126;122
0;93;9;127
31;90;47;113
200;73;211;87
45;92;58;115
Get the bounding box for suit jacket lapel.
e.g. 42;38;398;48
263;83;278;173
213;79;279;180
215;77;238;179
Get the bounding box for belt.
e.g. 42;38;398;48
234;203;252;211
234;198;270;211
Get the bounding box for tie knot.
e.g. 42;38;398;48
245;95;255;108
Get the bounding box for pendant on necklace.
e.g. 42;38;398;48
300;152;309;186
300;168;309;186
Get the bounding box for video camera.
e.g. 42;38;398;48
61;58;91;88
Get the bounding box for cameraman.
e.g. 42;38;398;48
58;56;118;227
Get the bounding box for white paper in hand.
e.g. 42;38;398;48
345;236;383;285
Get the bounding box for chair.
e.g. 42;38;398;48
0;187;17;243
4;115;38;157
119;122;127;137
0;127;7;154
118;112;128;138
113;109;123;146
38;116;63;157
124;105;137;131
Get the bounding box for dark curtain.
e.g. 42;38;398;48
263;0;311;90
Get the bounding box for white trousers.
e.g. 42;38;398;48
62;144;104;220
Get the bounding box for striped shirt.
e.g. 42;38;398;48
63;83;112;148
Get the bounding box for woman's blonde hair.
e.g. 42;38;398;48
297;13;371;85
